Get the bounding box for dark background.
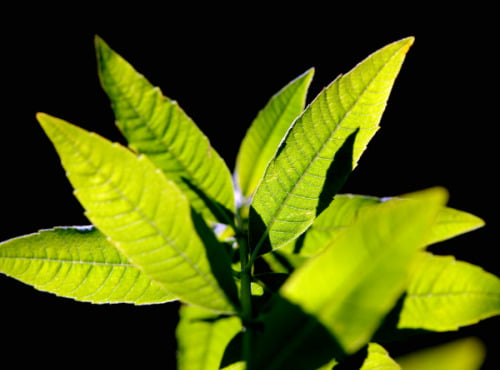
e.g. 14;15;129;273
1;5;498;369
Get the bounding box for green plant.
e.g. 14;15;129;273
1;35;498;369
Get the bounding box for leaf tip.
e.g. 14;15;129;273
305;66;315;77
94;34;108;48
36;113;81;142
36;112;66;142
94;35;114;65
466;213;486;230
35;111;47;121
399;36;415;53
35;112;52;129
95;34;107;53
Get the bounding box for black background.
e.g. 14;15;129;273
1;5;498;369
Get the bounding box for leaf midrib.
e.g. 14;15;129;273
119;90;190;176
0;255;133;267
109;70;217;197
110;73;235;223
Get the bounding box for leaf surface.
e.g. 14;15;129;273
250;37;414;253
176;305;241;370
360;343;401;370
395;337;485;370
399;252;500;331
291;194;484;256
221;363;245;370
235;68;314;199
0;226;174;304
426;205;485;245
37;113;235;313
96;36;235;224
289;194;380;256
281;188;447;353
316;358;339;370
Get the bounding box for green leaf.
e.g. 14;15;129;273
95;36;235;224
316;358;338;370
0;226;174;304
426;205;485;245
250;37;414;254
176;305;241;370
221;363;245;370
37;113;235;314
360;343;401;370
290;194;484;256
396;337;486;370
281;188;447;353
399;252;500;331
289;194;381;256
235;68;314;199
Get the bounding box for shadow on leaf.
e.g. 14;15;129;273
183;177;235;226
190;208;240;309
248;295;345;370
316;128;358;216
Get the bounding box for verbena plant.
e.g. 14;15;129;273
1;36;499;369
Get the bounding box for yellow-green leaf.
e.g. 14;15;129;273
235;68;314;199
176;305;241;370
96;36;235;224
0;226;174;304
281;188;447;353
37;113;235;313
289;194;484;257
360;343;401;370
396;337;486;370
399;252;500;331
250;37;414;254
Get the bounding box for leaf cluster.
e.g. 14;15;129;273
1;36;498;369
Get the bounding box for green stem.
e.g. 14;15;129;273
238;234;253;368
236;202;253;368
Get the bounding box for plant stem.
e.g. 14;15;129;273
235;199;254;368
238;234;253;368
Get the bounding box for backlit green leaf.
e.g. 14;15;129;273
426;205;485;245
176;305;241;370
399;252;500;331
96;36;235;224
37;113;235;313
221;362;245;370
316;358;338;370
235;68;314;199
287;194;380;256
396;337;485;370
360;343;401;370
0;226;174;304
281;188;447;353
290;194;484;256
250;37;414;254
